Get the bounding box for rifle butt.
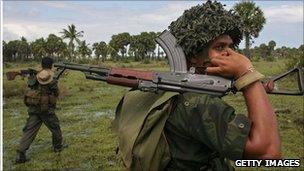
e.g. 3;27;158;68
6;71;20;81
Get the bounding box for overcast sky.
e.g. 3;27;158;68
2;1;303;49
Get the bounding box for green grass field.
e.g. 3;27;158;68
3;60;303;170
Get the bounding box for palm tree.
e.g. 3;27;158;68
233;1;266;59
18;37;31;61
4;40;18;61
30;38;47;61
3;41;8;62
93;41;108;62
109;33;131;60
128;32;156;62
46;34;67;59
268;40;276;57
60;24;84;61
77;40;92;60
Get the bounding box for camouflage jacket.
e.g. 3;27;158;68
165;92;251;170
114;90;251;171
27;73;59;114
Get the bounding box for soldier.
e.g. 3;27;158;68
114;1;281;170
15;57;68;164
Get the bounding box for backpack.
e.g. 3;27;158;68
114;90;178;170
24;84;57;112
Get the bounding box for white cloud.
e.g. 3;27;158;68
37;1;70;9
136;2;199;24
37;1;108;18
264;4;303;23
3;21;66;41
3;1;303;48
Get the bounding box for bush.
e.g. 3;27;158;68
142;59;150;64
87;59;107;66
3;80;27;98
77;58;91;64
252;55;261;62
285;55;304;69
265;56;275;62
3;62;13;68
123;58;130;63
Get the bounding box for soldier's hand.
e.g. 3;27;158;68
206;48;253;79
263;80;275;92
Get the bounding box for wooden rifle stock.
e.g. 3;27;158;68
6;71;21;80
6;69;38;81
107;68;155;87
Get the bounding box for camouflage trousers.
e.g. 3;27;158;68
17;112;63;153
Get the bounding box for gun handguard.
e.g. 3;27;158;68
107;68;156;87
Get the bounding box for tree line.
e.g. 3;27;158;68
3;24;165;63
2;1;303;68
248;41;303;62
3;23;303;66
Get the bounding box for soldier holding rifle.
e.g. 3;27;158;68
7;57;68;164
114;1;281;170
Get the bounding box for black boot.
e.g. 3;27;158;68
15;151;29;164
54;144;68;153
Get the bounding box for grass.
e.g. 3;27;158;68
3;59;303;170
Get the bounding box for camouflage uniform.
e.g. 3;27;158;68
165;93;251;170
115;90;251;170
17;73;63;153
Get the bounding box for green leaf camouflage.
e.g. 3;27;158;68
169;1;244;58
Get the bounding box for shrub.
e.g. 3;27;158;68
142;59;150;64
77;58;91;64
3;62;13;68
3;80;26;98
252;55;261;62
265;56;275;62
285;55;304;69
123;59;130;63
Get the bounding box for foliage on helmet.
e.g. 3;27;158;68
169;1;244;57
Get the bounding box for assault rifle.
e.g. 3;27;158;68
53;63;303;97
6;69;38;80
6;67;65;81
54;30;303;96
54;63;234;97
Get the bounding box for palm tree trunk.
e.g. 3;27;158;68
245;33;251;60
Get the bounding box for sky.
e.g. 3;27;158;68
2;1;304;49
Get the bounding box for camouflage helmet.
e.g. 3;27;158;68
169;1;244;58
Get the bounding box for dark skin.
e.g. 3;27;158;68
190;35;281;159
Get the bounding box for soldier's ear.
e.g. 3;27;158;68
190;54;206;66
189;56;198;65
190;52;205;64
